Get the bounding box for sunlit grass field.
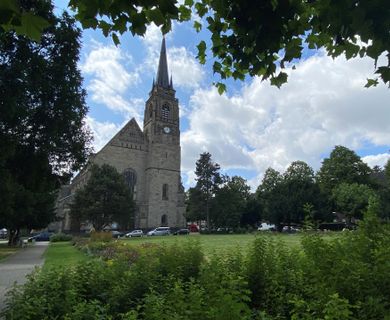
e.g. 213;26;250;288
42;232;339;267
43;242;90;269
121;232;337;256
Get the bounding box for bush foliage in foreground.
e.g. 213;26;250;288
3;214;390;319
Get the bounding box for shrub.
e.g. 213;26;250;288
90;231;112;242
3;216;390;320
50;233;73;242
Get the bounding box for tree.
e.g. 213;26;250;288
70;164;135;231
211;176;250;228
256;167;283;194
185;187;206;223
0;1;91;245
317;146;372;194
332;183;375;222
258;162;323;229
2;0;389;91
194;152;222;228
240;194;262;228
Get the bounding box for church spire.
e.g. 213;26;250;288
156;37;170;89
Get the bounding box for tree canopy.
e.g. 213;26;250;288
70;164;135;231
194;152;222;228
1;0;389;92
0;1;91;244
317;145;372;194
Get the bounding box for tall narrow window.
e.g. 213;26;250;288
162;104;170;120
162;183;168;200
123;168;137;197
161;214;168;226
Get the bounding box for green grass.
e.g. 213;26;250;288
0;241;19;260
121;232;337;256
43;242;90;269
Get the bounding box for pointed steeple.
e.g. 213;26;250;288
156;37;170;88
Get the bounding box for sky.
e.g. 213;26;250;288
55;2;390;191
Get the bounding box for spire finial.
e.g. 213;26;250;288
156;37;170;88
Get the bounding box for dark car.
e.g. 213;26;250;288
28;231;53;242
112;231;124;238
173;228;190;235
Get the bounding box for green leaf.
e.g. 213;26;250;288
147;8;165;26
18;12;50;42
216;82;226;95
270;72;288;88
0;0;19;12
193;20;202;32
112;33;120;46
196;40;207;64
364;78;379;88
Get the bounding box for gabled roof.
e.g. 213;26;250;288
98;118;145;150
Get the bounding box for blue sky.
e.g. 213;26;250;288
54;1;390;190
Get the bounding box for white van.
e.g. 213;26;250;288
147;227;170;236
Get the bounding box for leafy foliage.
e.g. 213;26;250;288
317;146;372;194
70;164;135;231
2;0;389;91
211;176;250;228
332;183;375;221
258;161;323;229
0;1;91;245
194;152;222;228
3;216;390;319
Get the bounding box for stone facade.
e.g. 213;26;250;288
53;38;186;231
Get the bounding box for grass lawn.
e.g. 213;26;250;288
121;232;337;256
43;242;90;269
0;241;19;261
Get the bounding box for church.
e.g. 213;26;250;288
54;38;186;231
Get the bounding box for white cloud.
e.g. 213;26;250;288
362;153;390;169
81;43;142;118
169;47;205;88
140;25;204;89
86;116;123;152
181;53;390;188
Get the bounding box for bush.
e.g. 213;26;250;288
90;231;112;242
50;233;73;242
3;215;390;320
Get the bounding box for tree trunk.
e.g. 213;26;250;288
8;228;19;246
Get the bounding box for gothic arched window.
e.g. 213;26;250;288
123;168;137;197
162;104;170;120
162;183;168;200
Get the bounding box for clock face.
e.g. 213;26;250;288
163;126;171;134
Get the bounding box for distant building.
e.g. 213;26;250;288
52;38;185;232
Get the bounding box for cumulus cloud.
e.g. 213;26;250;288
362;153;390;169
140;25;204;89
181;53;390;188
86;116;123;152
81;43;142;119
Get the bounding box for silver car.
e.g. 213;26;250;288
125;230;144;237
147;227;170;236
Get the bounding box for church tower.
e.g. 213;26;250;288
54;37;185;232
141;38;185;228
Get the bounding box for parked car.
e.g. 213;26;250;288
282;226;299;233
257;223;276;231
0;228;7;239
173;228;189;235
112;231;124;238
125;230;144;237
28;231;53;242
147;227;170;236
